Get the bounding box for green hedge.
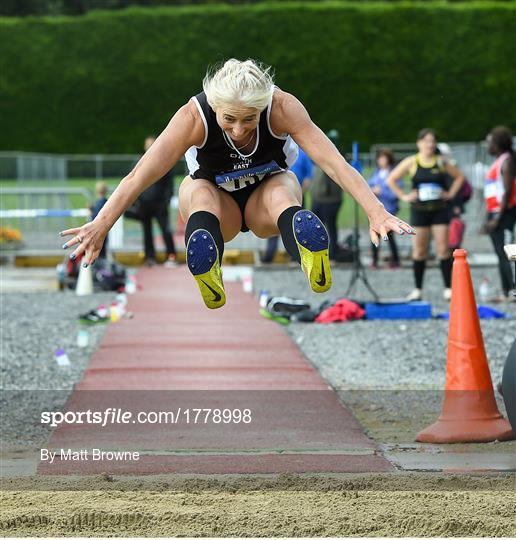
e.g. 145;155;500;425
1;2;515;153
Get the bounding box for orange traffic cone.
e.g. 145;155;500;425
416;249;514;443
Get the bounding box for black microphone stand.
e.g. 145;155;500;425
345;141;379;301
345;199;379;301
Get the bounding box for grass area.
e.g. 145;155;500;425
0;178;149;235
1;177;410;231
304;191;410;230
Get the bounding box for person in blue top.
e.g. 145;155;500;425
89;181;109;259
368;150;400;268
261;147;313;263
291;147;313;197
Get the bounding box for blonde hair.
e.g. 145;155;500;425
203;59;274;111
95;181;108;196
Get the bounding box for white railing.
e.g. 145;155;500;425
0;151;141;181
0;140;509;251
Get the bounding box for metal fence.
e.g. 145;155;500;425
0;143;496;183
0;141;506;252
0;152;141;181
0;151;189;181
1;187;93;249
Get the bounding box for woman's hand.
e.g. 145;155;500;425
401;190;418;203
480;217;500;234
59;219;109;267
368;206;414;247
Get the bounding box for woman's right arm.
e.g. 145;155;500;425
61;101;204;265
387;156;415;202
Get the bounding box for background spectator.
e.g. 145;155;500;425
437;143;472;250
310;130;343;261
140;135;178;267
90;181;109;259
481;126;516;300
387;129;464;301
368;149;400;268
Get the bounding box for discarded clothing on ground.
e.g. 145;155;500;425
260;296;365;324
315;298;366;324
263;296;311;321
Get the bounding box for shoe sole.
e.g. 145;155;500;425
292;210;332;293
186;229;226;309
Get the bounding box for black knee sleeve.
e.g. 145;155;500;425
185;211;224;263
277;206;303;264
413;259;426;289
439;257;453;288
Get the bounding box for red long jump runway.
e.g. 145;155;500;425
39;267;392;475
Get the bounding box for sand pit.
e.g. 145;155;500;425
1;474;515;537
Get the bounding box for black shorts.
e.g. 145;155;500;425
410;203;450;228
222;181;263;233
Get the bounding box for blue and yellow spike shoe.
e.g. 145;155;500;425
186;229;226;309
293;209;332;293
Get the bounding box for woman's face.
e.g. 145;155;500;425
215;104;260;143
377;154;389;169
486;134;498;156
416;133;437;156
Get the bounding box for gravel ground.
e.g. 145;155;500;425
1;291;117;391
253;263;516;388
1;290;117;448
1;263;514;449
253;263;516;445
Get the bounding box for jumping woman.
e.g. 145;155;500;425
60;59;413;308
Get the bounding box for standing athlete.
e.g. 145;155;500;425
482;126;516;300
387;129;464;301
60;59;413;308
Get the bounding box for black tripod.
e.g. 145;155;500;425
345;199;379;301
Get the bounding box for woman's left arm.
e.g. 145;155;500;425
484;156;516;232
271;90;414;244
443;161;465;199
499;156;515;215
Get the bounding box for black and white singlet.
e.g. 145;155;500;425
411;155;448;211
185;91;298;192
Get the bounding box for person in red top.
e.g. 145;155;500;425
482;126;516;299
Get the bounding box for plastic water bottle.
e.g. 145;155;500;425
242;273;253;293
125;276;137;294
110;302;120;322
478;278;492;302
116;293;127;306
77;329;89;348
56;263;65;290
259;290;269;308
54;348;70;367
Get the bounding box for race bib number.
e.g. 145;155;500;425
483;181;502;200
215;161;283;192
418;183;443;202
